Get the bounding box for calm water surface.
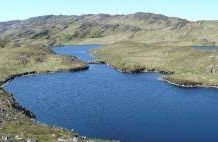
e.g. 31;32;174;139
4;45;218;142
193;46;218;51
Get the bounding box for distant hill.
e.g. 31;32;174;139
0;12;218;46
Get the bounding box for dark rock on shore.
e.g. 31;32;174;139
87;61;106;64
1;71;37;85
10;93;36;118
0;64;90;142
163;76;203;87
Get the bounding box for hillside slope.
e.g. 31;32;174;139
1;12;218;46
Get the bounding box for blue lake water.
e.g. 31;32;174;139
4;45;218;142
192;46;218;51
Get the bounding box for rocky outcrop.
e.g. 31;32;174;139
163;76;203;87
0;89;36;119
87;61;106;64
0;64;90;142
1;66;89;86
30;29;50;39
128;12;168;21
10;93;36;118
71;22;141;39
0;12;193;43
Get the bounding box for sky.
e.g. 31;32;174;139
0;0;217;22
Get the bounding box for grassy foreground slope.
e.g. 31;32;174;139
94;41;218;87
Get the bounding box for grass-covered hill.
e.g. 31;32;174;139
94;41;218;87
1;12;218;46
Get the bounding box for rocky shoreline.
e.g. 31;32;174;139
2;45;217;142
0;65;89;142
0;45;123;142
86;61;106;64
162;76;218;89
98;60;218;89
1;66;89;86
1;64;89;117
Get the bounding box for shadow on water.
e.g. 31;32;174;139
4;45;218;142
